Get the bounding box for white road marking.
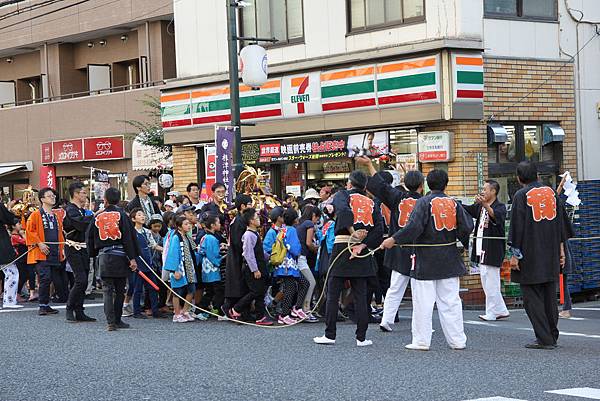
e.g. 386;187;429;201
572;308;600;311
464;320;499;327
545;387;600;399
558;331;600;339
0;303;104;313
565;317;587;321
462;397;527;401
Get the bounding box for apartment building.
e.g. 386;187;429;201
0;0;175;199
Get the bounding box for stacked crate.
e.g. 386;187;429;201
570;180;600;292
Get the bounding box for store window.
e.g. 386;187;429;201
488;122;563;203
347;0;425;33
241;0;304;46
390;128;419;174
484;0;557;21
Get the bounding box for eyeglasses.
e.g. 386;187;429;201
44;194;56;199
141;182;151;187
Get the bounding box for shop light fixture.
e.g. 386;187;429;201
87;42;94;48
99;39;107;46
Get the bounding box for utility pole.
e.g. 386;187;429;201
226;1;242;177
226;1;277;178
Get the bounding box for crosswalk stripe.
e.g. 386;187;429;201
572;307;600;311
464;320;498;327
462;397;527;401
545;387;600;399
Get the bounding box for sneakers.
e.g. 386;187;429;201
559;310;572;319
182;312;195;322
229;308;242;321
190;312;208;321
405;343;430;351
173;314;187;323
38;306;59;316
122;304;133;317
278;315;298;325
115;321;130;329
496;313;510;320
478;314;496;321
75;312;97;322
379;323;393;332
525;342;556;350
313;336;335;345
255;316;275;326
291;307;308;320
132;314;148;319
356;339;373;347
304;313;319;323
450;344;467;350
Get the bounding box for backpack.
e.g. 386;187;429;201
269;229;287;267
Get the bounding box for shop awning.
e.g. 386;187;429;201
0;161;33;178
487;123;508;144
543;124;565;145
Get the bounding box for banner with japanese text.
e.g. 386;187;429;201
39;165;56;189
215;127;235;203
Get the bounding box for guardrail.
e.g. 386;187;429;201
0;80;165;108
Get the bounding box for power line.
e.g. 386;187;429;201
486;29;600;123
0;0;66;22
0;0;90;31
0;0;174;35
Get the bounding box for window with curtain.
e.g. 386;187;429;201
241;0;304;46
347;0;425;32
484;0;557;20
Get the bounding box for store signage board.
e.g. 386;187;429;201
417;132;454;162
161;53;454;129
41;136;126;164
41;142;53;164
83;136;125;161
39;165;56;189
244;137;348;164
52;139;84;163
204;145;216;198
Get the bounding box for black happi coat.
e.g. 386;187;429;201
329;188;384;278
87;205;140;277
64;202;93;255
367;172;421;276
463;200;507;268
392;191;473;280
508;182;564;285
225;215;248;298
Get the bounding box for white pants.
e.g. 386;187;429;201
381;270;410;326
479;264;509;318
411;277;466;348
2;264;19;307
298;256;316;311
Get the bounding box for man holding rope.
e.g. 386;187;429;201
64;182;96;323
381;169;473;351
314;170;383;347
87;188;140;331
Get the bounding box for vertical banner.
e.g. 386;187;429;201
476;152;484;193
204;145;216;201
40;165;56;189
215;127;235;203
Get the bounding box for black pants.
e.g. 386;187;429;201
234;269;267;319
199;281;225;311
521;281;559;346
36;262;67;306
325;276;369;342
280;276;309;317
102;277;127;325
17;262;36;293
66;250;90;313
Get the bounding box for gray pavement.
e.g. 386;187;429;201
0;301;599;401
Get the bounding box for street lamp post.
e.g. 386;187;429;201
226;1;277;178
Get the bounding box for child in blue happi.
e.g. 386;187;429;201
197;212;225;318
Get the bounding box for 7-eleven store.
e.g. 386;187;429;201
162;50;485;201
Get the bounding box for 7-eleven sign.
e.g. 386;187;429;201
282;71;322;117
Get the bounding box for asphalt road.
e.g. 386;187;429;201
1;301;599;401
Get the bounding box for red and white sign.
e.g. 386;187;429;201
83;136;125;160
417;131;454;163
40;165;56;189
260;143;280;157
41;142;53;164
52;139;84;163
204;146;216;199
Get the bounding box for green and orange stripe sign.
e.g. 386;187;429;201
376;56;439;107
453;54;484;102
320;67;376;112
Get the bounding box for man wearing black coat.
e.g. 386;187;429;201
463;180;510;322
126;175;165;236
508;162;565;349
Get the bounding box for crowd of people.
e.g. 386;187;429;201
0;159;575;349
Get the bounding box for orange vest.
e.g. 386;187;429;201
25;209;65;265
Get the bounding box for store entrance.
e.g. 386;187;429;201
277;159;352;200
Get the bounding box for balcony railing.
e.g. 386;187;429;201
0;80;165;109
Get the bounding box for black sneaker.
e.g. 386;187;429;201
525;342;556;350
39;306;59;315
65;309;77;322
107;324;117;331
75;313;97;322
115;321;131;329
132;314;148;319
